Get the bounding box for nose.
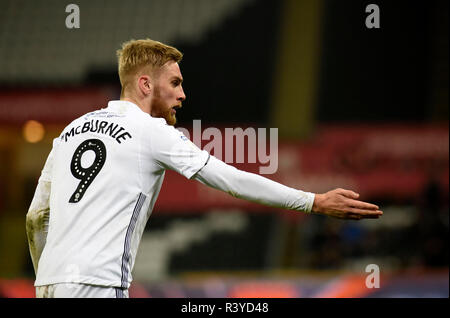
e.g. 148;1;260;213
178;86;186;102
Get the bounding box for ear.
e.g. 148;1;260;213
138;75;152;96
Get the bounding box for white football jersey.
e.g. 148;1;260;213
35;100;209;288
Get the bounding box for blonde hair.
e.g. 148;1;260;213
116;38;183;96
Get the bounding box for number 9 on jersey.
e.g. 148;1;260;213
69;139;107;203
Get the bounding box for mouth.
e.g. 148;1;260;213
171;105;181;114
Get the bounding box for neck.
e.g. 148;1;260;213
120;95;151;114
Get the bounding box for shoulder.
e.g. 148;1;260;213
143;116;183;137
143;115;168;127
58;115;85;136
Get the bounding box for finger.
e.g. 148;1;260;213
346;199;379;210
360;214;381;219
347;214;363;220
346;208;383;216
337;188;359;199
351;212;381;219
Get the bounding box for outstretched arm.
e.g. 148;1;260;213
193;156;382;219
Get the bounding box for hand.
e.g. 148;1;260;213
312;188;383;220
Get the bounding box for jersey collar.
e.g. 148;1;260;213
107;100;144;114
106;100;168;124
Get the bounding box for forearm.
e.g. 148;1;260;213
26;180;51;275
193;156;315;213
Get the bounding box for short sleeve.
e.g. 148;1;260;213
39;138;59;183
148;121;210;179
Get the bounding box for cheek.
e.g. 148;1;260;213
157;87;175;101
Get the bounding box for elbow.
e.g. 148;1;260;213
26;208;40;226
26;210;38;237
26;208;49;236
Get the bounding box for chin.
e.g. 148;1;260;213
165;115;177;126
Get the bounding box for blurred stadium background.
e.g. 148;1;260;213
0;0;448;298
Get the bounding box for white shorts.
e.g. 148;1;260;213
36;283;129;298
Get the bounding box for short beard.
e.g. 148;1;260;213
164;109;177;126
151;92;177;126
151;106;176;126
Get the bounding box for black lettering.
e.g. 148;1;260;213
63;120;132;144
115;132;132;144
89;120;99;133
112;127;125;138
81;122;90;133
64;127;75;142
105;122;118;136
98;121;108;134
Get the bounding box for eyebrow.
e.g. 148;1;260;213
170;76;183;83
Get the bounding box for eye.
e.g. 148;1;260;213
172;79;182;87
